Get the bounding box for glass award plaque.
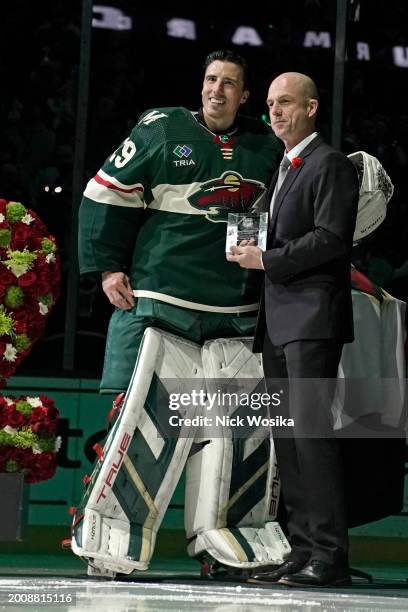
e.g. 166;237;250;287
226;212;268;253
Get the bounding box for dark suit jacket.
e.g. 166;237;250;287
254;135;359;351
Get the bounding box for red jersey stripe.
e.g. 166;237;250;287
94;173;143;194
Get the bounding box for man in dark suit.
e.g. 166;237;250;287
227;72;359;587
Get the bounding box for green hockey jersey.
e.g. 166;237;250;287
79;107;281;312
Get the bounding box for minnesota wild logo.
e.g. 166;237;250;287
188;172;265;222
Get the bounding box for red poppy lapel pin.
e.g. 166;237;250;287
291;156;303;169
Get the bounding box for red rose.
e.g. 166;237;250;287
9;447;28;467
5;408;25;428
37;257;60;288
17;272;37;287
35;451;54;466
30;406;59;428
23;296;38;312
33;236;45;251
31;420;57;435
26;452;57;483
0;410;9;427
0;270;15;295
11;223;34;250
291;156;303;168
0;446;14;470
36;280;53;295
21;287;36;301
36;256;51;273
39;396;57;411
31;217;48;236
0;360;17;378
30;406;47;421
12;311;30;334
0;269;14;284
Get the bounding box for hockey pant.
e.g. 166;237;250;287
71;328;290;575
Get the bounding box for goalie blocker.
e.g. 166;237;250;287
70;327;290;576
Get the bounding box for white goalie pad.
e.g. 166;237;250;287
71;328;203;575
192;523;290;568
71;330;289;575
185;337;290;568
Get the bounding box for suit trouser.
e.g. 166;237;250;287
262;333;348;567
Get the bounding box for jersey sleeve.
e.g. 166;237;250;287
78;110;165;275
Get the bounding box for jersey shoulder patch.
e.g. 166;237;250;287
138;109;169;126
138;106;189;126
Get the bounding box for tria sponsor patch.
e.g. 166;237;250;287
172;144;196;167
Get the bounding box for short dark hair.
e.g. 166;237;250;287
203;50;249;90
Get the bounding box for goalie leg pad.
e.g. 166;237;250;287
185;337;290;568
71;328;203;573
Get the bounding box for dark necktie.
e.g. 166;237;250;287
270;155;291;217
277;155;291;191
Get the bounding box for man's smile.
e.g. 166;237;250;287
209;97;225;105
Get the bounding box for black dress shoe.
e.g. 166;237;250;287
278;560;351;587
247;559;307;584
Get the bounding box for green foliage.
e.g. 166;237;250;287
0;229;11;248
6;202;26;223
4;286;24;308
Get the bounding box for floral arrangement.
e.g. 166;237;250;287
0;395;60;483
291;156;303;169
0;199;60;387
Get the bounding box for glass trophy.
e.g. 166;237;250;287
226;212;268;253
